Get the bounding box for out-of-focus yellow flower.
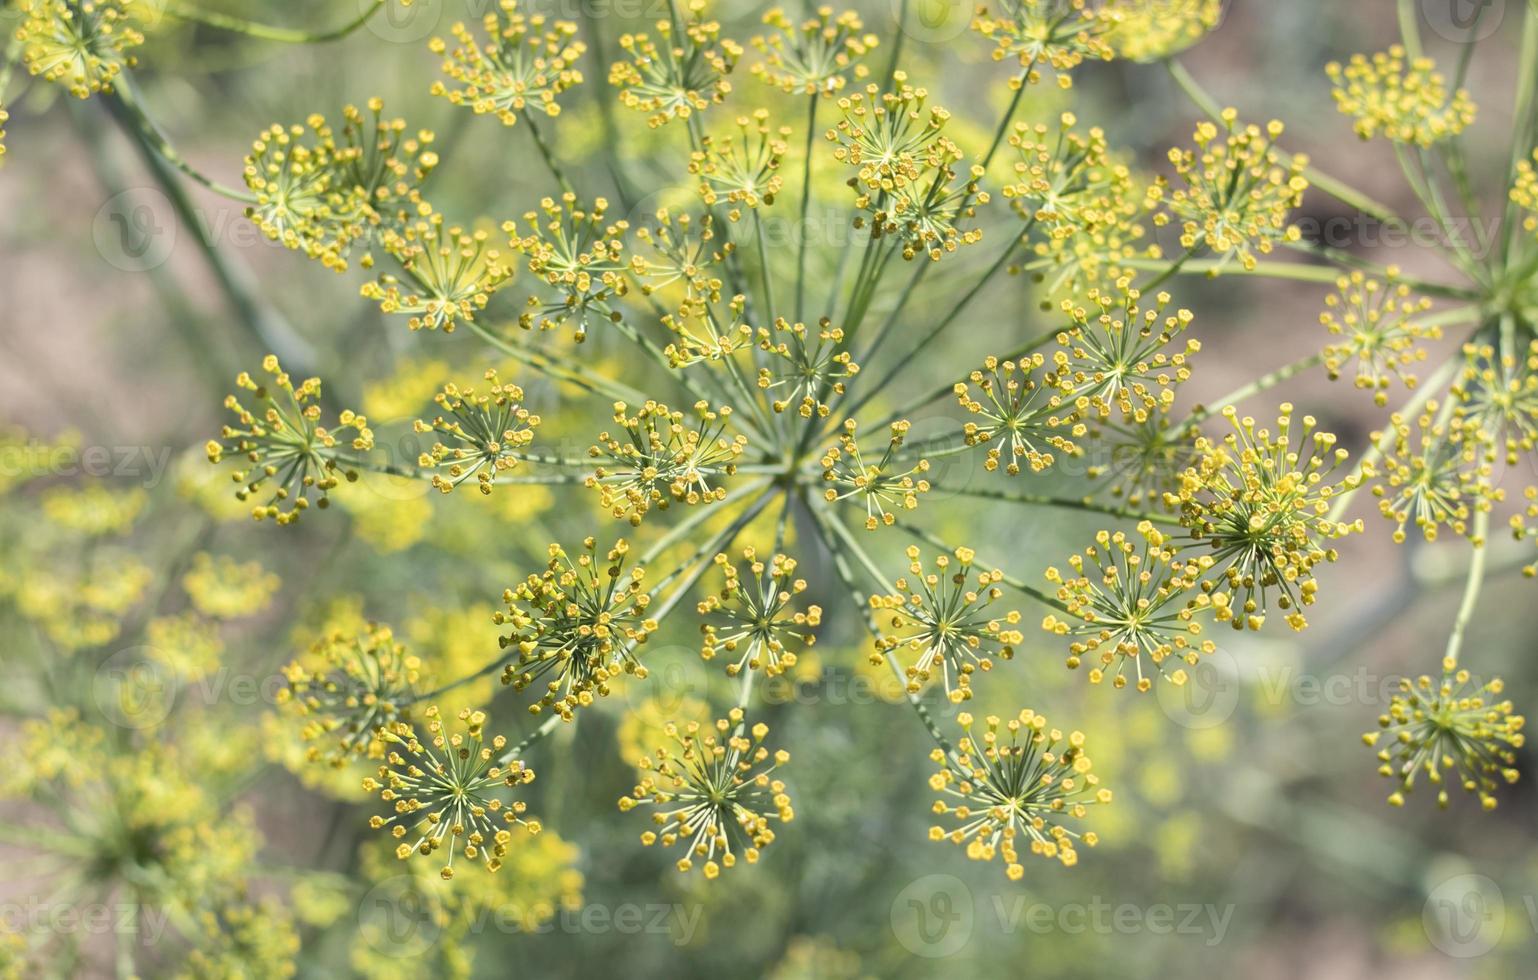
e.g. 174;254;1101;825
1104;0;1222;62
1328;47;1476;147
145;611;225;681
337;474;434;552
182;552;281;619
40;482;145;535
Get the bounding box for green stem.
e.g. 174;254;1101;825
1397;0;1424;59
795;95;817;324
838;232;1022;426
895;519;1069;612
754;210;779;321
520;109;575;197
806;497;955;755
464;319;646;403
111;76;256;203
1442;509;1490;668
105;93;318;373
1183;353;1326;426
166;0;387;43
928;483;1184;525
638;478;775;566
648;488;775;619
498;712;566;764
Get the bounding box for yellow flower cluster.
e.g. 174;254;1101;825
1104;0;1223;62
1320;272;1438;405
619;711;793;878
497;537;657;718
1043;521;1215;690
611;1;741;127
17;0;144;99
1160;112;1308;271
1327;47;1476;146
429;0;586;126
207;355;375;523
750;6;877;95
929;710;1110;878
1165;404;1364;631
820;419;930;529
972;0;1118;82
415;371;541;494
1364;660;1524;809
698;548;821;676
243;101;438;271
365;706;540;879
874;546;1023;702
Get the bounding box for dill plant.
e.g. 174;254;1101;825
6;0;1538;971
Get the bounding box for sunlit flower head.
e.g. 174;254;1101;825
415;370;541;494
1327;47;1476;147
929;710;1110;877
972;0;1118;82
429;1;586;125
365;706;540;879
757;317;860;417
588;399;746;525
1103;0;1222;62
505;193;630;340
955;352;1078;474
1320;272;1438;405
750;6;877;95
618;710;793;878
1056;285;1199;422
691;110;790;216
182;551;280;619
1452;340;1538;467
1085;406;1196;506
206;356;374;523
18;0;144;99
875;546;1023;702
699;548;821;676
1364;661;1524;810
1160;111;1308;271
282;623;421;766
1043;522;1215;690
497;537;657;717
1003;114;1129;235
363;217;511;332
1372;403;1486;543
821;419;930;529
244;101;439;272
827;75;986;260
1166;404;1365;631
611;2;742;127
